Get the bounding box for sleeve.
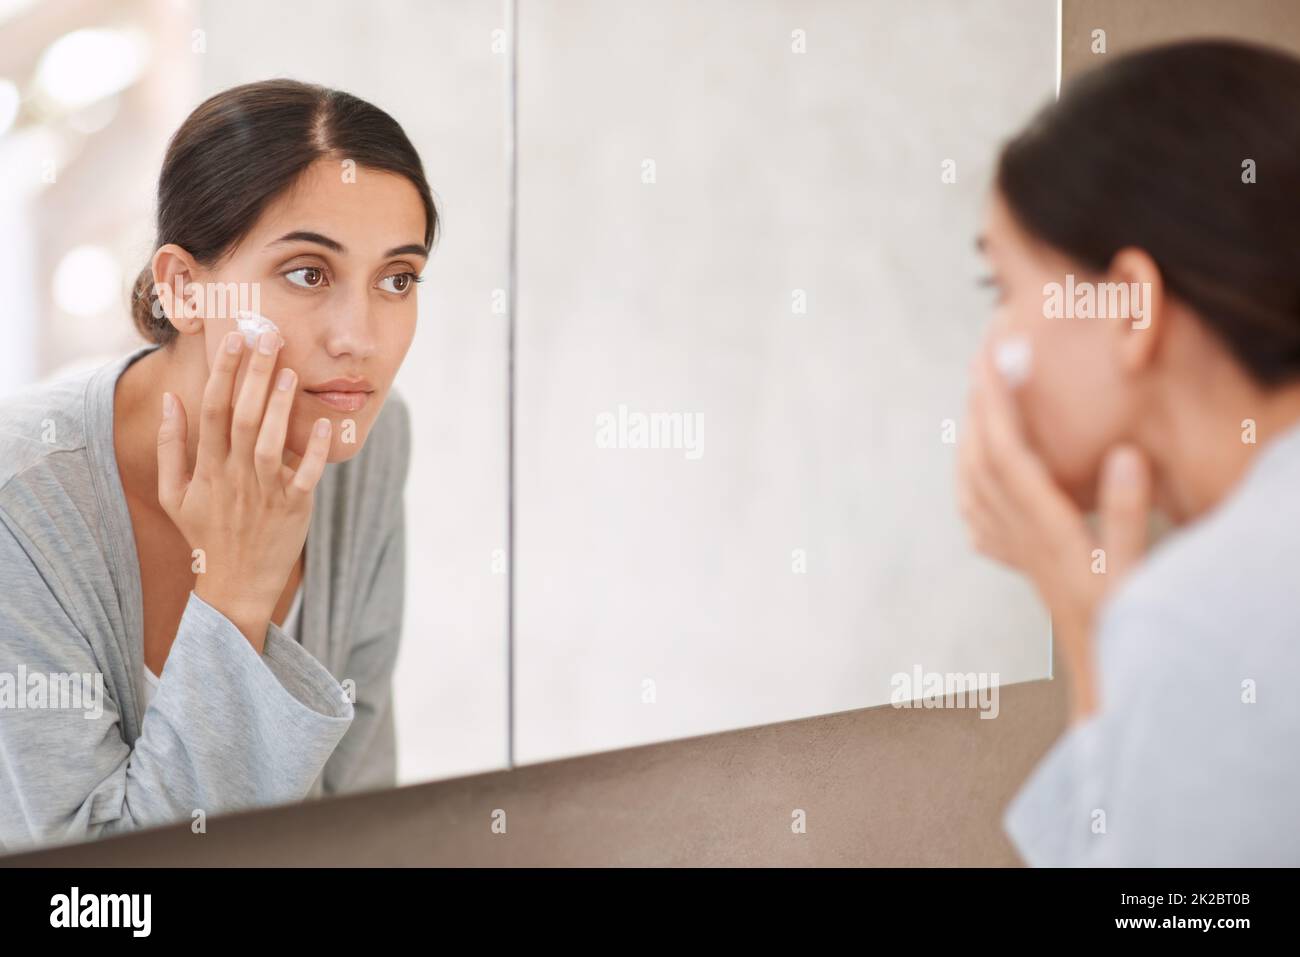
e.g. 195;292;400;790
1002;591;1265;866
0;512;355;853
319;396;410;796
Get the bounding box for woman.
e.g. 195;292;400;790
960;40;1300;865
0;80;436;851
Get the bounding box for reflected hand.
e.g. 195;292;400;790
955;342;1152;722
157;330;332;649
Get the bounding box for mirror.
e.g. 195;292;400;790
0;0;508;854
513;0;1056;763
0;0;1056;856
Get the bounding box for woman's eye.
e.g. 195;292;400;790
285;266;326;288
378;272;418;294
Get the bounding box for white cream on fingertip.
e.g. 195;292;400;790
993;336;1032;388
234;310;282;349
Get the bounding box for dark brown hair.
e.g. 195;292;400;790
131;79;438;345
997;40;1300;385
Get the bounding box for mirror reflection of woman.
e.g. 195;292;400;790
961;41;1300;865
0;80;436;851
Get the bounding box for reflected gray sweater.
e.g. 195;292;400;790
0;343;409;853
1004;418;1300;866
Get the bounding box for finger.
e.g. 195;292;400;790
955;433;979;522
288;416;332;498
198;331;246;470
974;344;1033;478
157;391;190;515
973;347;1072;519
962;492;1015;566
230;331;283;463
1097;444;1151;580
254;366;297;489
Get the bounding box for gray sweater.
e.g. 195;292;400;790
1004;417;1300;866
0;343;409;853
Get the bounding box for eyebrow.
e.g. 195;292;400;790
270;231;427;260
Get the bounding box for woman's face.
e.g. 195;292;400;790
977;190;1140;509
186;157;427;463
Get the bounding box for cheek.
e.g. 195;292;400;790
384;306;418;359
276;338;311;379
994;287;1042;338
1017;323;1124;504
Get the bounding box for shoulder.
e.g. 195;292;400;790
1097;438;1300;671
1090;438;1300;731
0;367;102;562
0;366;96;496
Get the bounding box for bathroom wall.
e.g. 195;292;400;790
9;0;1300;868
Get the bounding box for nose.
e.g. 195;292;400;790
322;285;378;361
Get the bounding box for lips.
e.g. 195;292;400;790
304;377;374;413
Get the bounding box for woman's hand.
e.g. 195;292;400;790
157;330;332;649
955;342;1153;724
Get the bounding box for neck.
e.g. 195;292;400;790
1138;373;1300;525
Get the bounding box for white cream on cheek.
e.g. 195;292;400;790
235;310;282;349
994;335;1033;388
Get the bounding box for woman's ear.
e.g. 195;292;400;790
150;244;204;337
1106;246;1164;374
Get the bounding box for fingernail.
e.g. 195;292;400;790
315;418;331;437
277;368;295;391
225;332;242;353
258;331;277;355
162;391;174;417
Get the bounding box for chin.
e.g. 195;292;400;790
285;419;372;465
1047;453;1107;512
323;422;372;463
1031;440;1100;511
